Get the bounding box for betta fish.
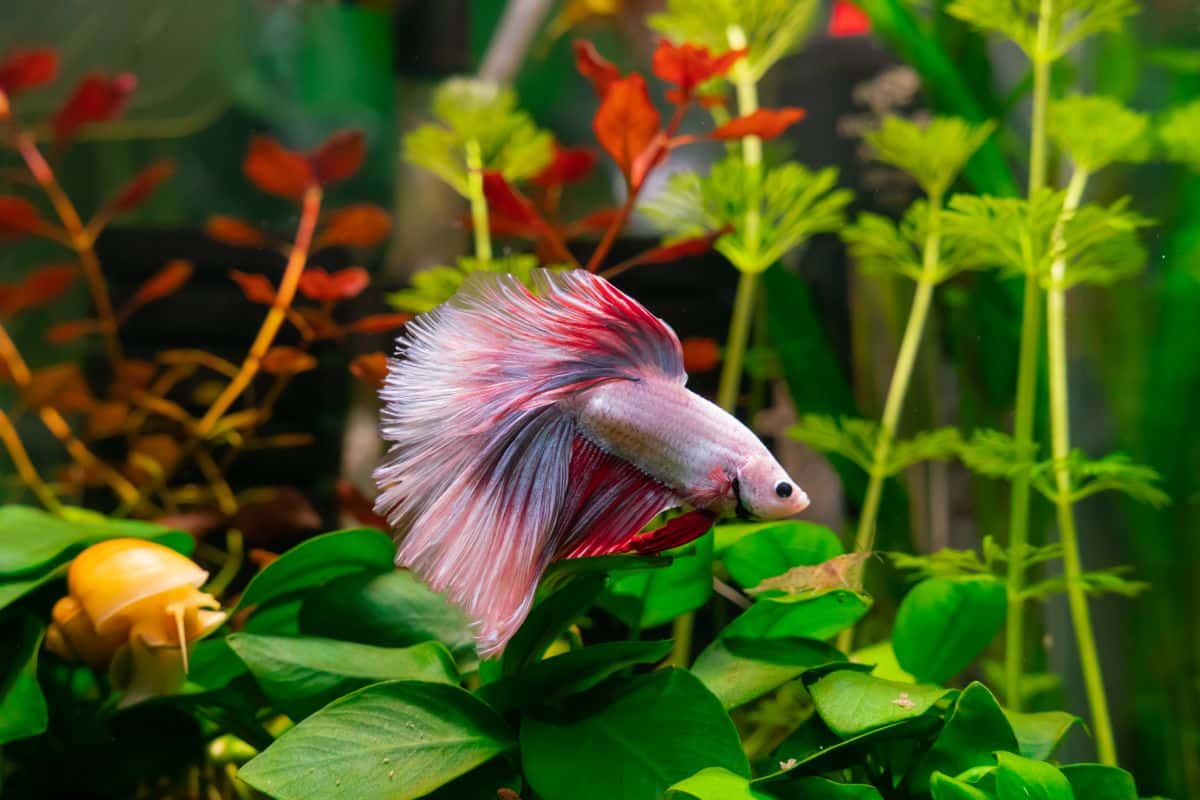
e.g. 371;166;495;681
374;269;809;656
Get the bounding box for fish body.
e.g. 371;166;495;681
375;269;808;655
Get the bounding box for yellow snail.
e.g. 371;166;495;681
44;538;227;703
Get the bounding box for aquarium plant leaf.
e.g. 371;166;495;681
668;767;771;800
947;0;1138;60
711;108;805;141
994;751;1073;799
804;667;953;738
892;576;1007;684
1022;565;1149;601
1059;764;1138;800
906;682;1020;793
650;0;821;81
386;255;548;314
0;48;58;97
403;78;552;196
958;429;1039;481
54;72;137;143
573;40;621;96
788;415;878;474
841;210;924;282
310;130;366;185
1158;100;1200;170
1049;197;1151;289
236;528;395;611
651;40;745;104
888;427;964;475
721;520;843;590
0;616;48;745
691;636;843;709
532;143;597;188
1048;95;1150;172
864;115;995;198
1030;450;1168;507
888;548;991;581
941;190;1064;278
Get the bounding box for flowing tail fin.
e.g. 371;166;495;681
374;270;686;655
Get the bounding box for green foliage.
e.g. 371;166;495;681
236;528;395;610
958;429;1039;481
947;0;1139;61
669;767;772;800
603;534;713;629
239;681;514;800
865;115;995;197
892;577;1007;684
403;78;552;196
1158;100;1200;170
1022;565;1149;601
805;667;953;737
906;683;1020;793
790;416;962;477
1030;450;1169;507
691;636;843;709
0;616;47;745
650;0;820;80
722;590;871;641
642;154;852;273
720;521;843;589
387;255;547;314
1049;95;1151;172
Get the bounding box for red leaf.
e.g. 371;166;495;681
243;136;314;199
482;172;543;229
0;195;45;238
0;285;21;317
564;207;622;237
574;40;621;96
682;337;721;373
22;264;78;306
637;229;728;265
593;75;661;187
206;215;270;248
230;270;276;305
53;73;137;142
829;0;872;37
310;130;366;184
129;259;192;308
0;49;59;96
712;108;807;140
335;478;390;530
317;204;392;248
261;346;317;375
349;352;389;390
26;363;93;412
652;41;745;99
297;267;370;302
533;144;597;188
347;313;412;335
112;160;174;212
47;319;99;344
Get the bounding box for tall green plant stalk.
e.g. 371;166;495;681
670;24;762;668
1045;168;1117;764
1003;0;1053;710
466;138;493;263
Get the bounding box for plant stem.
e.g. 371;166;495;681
466;139;492;263
836;198;943;652
716;271;761;411
1045;169;1115;763
0;407;62;513
1004;0;1053;709
16;133;123;369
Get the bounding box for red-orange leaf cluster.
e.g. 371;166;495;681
533;144;597;188
0;49;58;97
230;270;276;305
206;216;271;248
127;260;193;310
652;41;744;103
46;319;99;345
297;267;370;302
349;352;389;390
712;108;807;141
348;314;412;335
483;172;542;233
318;204;392;249
0;263;77;316
574;41;621;96
0;196;46;239
829;0;872;37
261;346;317;375
54;73;137;142
243;129;368;199
112;160;175;212
682;337;721;373
594;75;664;190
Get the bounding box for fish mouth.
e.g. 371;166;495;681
731;478;753;520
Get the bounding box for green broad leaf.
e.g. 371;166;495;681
908;683;1020;793
502;575;608;676
1003;709;1081;760
994;751;1072;800
480;640;672;712
298;570;475;660
0;616;47;744
0;562;67;613
1049;95;1151;172
691;636;843;709
239;681;513;800
788;415;878;474
806;668;953;738
387;255;544;314
227;634;457;720
669;767;770;800
722;590;870;642
850;640;914;683
185;638;249;692
865;115;994;197
930;772;997;800
402;78;552;196
721;521;843;589
243;596;304;637
893;576;1007;684
771;714;940;774
423;756;521;800
642;155;851;274
0;505;182;578
237;528;396;611
603;533;713;629
1159;100;1200;170
768;777;883;799
649;0;820;81
521;669;748;800
947;0;1138;60
1059;764;1137;800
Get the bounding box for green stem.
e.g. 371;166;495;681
716;271;761;412
1045;169;1115;763
466;138;492;263
837;199;943;652
1004;0;1053;709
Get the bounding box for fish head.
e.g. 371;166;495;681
734;456;810;519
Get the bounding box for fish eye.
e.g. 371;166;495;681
775;482;793;499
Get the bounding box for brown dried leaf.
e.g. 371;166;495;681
748;552;872;597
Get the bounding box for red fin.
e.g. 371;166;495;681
628;510;717;554
558;435;678;559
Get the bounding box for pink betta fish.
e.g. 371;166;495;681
374;269;809;656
